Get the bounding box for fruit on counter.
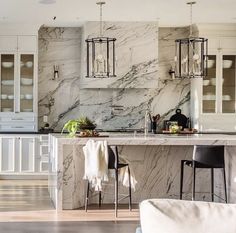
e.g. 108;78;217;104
79;130;99;137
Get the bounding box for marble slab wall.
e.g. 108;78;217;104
38;25;190;131
80;22;159;89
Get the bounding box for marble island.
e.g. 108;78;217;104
48;133;236;210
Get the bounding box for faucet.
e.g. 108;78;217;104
144;110;150;136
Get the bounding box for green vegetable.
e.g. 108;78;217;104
61;116;96;138
61;119;79;138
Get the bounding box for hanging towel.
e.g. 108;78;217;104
118;157;137;191
83;139;109;191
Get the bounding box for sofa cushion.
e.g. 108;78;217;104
140;199;236;233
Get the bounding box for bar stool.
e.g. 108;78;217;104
180;145;227;203
85;145;132;217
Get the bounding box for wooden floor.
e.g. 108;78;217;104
0;180;140;225
0;221;139;233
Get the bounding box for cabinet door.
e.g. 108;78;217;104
17;36;37;52
221;54;236;113
0;137;15;172
19;137;35;172
0;53;17;113
202;55;217;113
19;53;36;113
0;36;17;52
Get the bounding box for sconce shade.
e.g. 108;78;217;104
86;37;116;78
175;37;208;78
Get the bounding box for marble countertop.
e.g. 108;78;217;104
50;133;236;146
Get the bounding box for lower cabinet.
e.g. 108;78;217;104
0;134;48;175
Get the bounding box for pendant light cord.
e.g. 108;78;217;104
187;1;196;37
99;3;103;37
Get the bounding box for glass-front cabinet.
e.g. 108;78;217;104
202;55;217;113
222;55;236;113
0;35;37;132
0;53;35;114
202;53;236;114
0;53;16;113
20;54;34;113
191;26;236;132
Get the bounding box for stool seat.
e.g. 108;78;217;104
180;145;227;203
183;159;224;169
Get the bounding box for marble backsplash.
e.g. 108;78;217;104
38;24;190;131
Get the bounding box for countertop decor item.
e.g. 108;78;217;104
61;116;96;138
174;2;208;78
169;109;188;129
85;1;116;78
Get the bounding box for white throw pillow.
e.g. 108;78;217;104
140;199;236;233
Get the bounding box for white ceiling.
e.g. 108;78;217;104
0;0;235;27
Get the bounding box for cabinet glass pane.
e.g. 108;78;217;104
0;54;15;112
20;54;34;113
202;55;216;113
222;55;236;113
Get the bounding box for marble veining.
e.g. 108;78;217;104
38;25;190;131
49;134;236;210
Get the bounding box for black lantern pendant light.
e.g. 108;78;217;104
85;1;116;78
175;1;208;78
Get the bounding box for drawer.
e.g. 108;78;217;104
0;124;36;131
0;117;35;122
39;135;49;142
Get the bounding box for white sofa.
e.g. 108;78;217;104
140;199;236;233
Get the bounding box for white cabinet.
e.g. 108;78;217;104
19;137;36;172
191;25;236;131
0;35;38;131
0;137;15;172
0;134;48;175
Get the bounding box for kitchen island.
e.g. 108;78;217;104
48;133;236;210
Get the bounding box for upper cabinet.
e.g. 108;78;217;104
191;24;236;132
0;35;38;132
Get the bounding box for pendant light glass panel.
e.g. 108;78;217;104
86;37;116;78
175;37;208;78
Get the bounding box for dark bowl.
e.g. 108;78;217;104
79;125;96;130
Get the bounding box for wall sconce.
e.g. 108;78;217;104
169;67;175;79
53;65;59;80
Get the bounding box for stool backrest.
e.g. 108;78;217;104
108;146;119;169
193;145;225;168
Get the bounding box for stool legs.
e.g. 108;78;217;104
115;168;119;217
128;166;132;211
192;161;196;201
223;167;227;203
85;181;90;212
98;191;102;207
211;168;214;202
180;160;185;200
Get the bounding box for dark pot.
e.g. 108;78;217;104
79;125;96;130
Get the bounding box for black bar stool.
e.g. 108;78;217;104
180;145;227;203
85;145;132;217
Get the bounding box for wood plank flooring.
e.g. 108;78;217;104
0;180;140;223
0;221;139;233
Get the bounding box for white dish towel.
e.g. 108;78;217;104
118;157;137;191
83;139;109;191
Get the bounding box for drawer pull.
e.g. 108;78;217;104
12;126;24;128
12;118;24;120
